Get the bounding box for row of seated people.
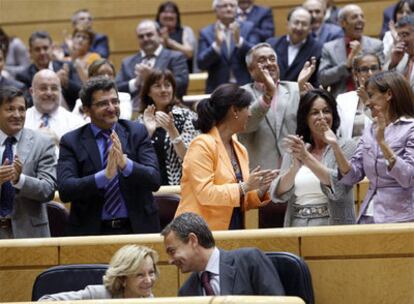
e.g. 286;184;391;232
0;38;412;239
35;212;306;302
2;0;414;106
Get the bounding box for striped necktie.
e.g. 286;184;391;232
101;131;122;217
0;137;16;217
41;113;50;127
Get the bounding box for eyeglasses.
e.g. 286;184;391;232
357;65;380;73
91;98;120;109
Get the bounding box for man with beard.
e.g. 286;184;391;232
0;86;56;239
115;20;188;107
318;4;383;97
57;76;161;236
25;69;85;147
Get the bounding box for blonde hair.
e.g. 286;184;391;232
103;245;159;296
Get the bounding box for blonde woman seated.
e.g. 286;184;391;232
39;245;159;300
72;59;132;120
138;69;198;185
270;89;357;227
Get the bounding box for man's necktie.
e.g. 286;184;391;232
41;113;50;128
405;56;414;81
0;137;16;217
201;271;215;296
101;131;122;217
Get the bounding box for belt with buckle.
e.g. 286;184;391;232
102;218;130;229
293;204;329;219
0;218;12;229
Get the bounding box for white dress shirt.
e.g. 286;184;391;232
199;247;221;295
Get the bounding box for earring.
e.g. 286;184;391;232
234;114;239;119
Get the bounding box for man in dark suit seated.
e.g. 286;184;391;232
57;76;161;236
162;212;285;296
16;31;82;110
70;9;110;58
115;19;189;107
267;7;322;87
197;0;260;93
237;0;275;42
0;87;56;239
303;0;344;45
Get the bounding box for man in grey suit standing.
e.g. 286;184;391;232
115;20;189;108
238;43;307;170
0;87;56;239
318;4;383;97
162;212;285;296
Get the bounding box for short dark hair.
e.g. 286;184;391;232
161;212;215;248
352;52;382;72
196;83;252;133
28;31;52;48
80;76;118;108
73;25;95;45
296;89;340;145
0;86;27;108
393;0;414;23
88;58;116;78
366;71;414;119
155;1;182;30
139;69;177;113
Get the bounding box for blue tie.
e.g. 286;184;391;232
41;113;50;127
0;137;16;217
101;131;122;217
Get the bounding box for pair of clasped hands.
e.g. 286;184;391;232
244;166;279;201
143;105;175;136
105;131;127;179
0;156;22;186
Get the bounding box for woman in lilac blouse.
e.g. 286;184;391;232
321;71;414;224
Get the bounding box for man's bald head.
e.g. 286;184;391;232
31;69;61;114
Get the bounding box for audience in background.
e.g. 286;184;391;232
175;84;278;230
383;0;414;61
322;0;340;25
303;0;344;44
325;71;414;224
0;48;25;91
267;7;322;87
385;15;414;91
237;0;275;42
162;212;285;296
57;77;161;236
336;53;382;140
156;1;197;72
24;69;85;147
197;0;260;93
66;9;110;58
238;43;305;170
0;87;56;239
138;69;198;186
318;4;384;97
0;27;30;79
16;31;82;110
73;59;133;121
39;245;159;300
270;89;357;227
380;2;398;39
116;20;189;111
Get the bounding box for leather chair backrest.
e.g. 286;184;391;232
32;264;108;301
265;252;314;304
154;194;180;229
47;201;69;237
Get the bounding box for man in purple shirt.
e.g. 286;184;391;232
57;76;161;235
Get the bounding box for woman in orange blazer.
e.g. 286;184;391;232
175;84;278;230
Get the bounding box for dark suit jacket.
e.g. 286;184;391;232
243;5;275;42
57;120;161;236
380;4;396;39
197;21;260;93
267;34;322;86
16;61;82;111
317;23;344;45
91;33;110;58
115;48;189;98
178;248;285;296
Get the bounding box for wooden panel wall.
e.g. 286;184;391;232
0;224;413;303
0;0;394;71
